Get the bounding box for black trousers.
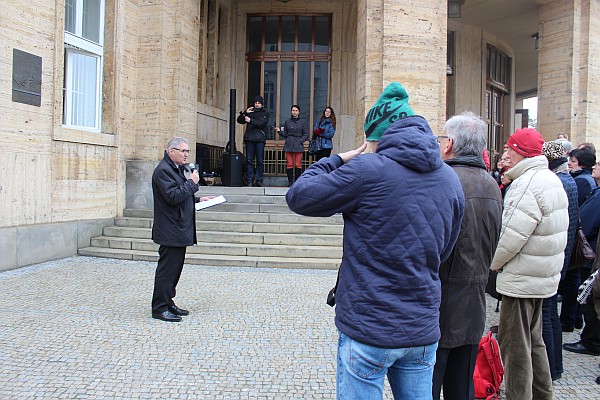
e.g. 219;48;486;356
581;301;600;352
152;245;187;313
314;148;332;161
432;344;478;400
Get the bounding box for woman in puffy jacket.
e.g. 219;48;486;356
312;106;336;161
276;105;309;186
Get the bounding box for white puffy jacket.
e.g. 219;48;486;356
491;155;568;298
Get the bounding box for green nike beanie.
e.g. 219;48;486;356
364;82;415;141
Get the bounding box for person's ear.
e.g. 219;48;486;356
443;138;453;155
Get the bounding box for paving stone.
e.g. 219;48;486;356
0;256;597;399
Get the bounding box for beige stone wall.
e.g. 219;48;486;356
357;0;448;139
537;0;600;148
1;1;118;227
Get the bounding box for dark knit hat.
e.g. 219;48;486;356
254;95;264;105
507;128;544;157
364;82;415;142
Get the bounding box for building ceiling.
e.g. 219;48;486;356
458;0;540;98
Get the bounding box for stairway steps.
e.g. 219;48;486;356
122;210;344;225
101;226;343;246
114;217;342;235
80;187;344;270
90;236;343;258
78;247;340;269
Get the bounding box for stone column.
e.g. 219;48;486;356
126;0;200;208
356;0;448;138
538;0;600;147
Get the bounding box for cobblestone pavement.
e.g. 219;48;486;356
0;256;598;399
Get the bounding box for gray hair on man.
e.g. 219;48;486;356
166;137;189;150
444;112;488;156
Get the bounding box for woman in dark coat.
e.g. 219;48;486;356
541;141;579;380
276;105;309;186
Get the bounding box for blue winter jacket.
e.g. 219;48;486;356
286;115;465;348
313;118;335;149
581;185;600;260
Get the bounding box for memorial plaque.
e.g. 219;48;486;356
12;49;42;107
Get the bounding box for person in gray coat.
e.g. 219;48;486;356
433;112;503;400
276;105;309;186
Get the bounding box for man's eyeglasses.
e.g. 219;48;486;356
436;135;449;143
172;148;190;154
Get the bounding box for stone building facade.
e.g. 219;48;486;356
1;0;598;270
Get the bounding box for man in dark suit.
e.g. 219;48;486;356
151;137;204;322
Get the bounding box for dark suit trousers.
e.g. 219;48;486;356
432;344;478;400
152;245;187;313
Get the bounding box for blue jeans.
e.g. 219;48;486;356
245;141;264;184
541;294;562;379
337;330;437;400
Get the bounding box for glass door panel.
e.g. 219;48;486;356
297;61;311;122
281;16;295;51
279;62;295;127
298;16;313;52
313;61;328;121
264;61;277;139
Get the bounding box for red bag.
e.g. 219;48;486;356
473;331;504;400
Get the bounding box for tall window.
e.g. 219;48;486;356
485;45;511;162
63;0;105;130
246;15;331;140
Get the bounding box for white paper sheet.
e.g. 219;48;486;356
195;195;226;210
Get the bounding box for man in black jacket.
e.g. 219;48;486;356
237;95;270;187
433;112;503;400
151;137;202;322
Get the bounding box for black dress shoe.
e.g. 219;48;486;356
152;310;182;322
168;305;189;316
563;342;600;356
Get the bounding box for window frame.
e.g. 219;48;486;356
62;0;105;132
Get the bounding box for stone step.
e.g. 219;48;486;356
122;209;344;225
78;247;340;270
114;218;343;235
90;237;343;259
102;226;343;246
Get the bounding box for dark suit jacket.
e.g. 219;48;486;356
151;151;198;247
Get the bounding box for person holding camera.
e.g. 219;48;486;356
276;105;309;186
237;95;270;187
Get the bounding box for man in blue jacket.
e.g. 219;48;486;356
286;83;465;399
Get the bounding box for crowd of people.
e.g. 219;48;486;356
151;84;599;399
286;82;600;399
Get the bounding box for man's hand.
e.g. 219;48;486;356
190;170;200;184
199;196;216;202
338;142;367;164
244;116;251;123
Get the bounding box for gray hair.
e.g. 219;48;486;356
444;112;487;156
166;137;189;150
555;138;573;154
